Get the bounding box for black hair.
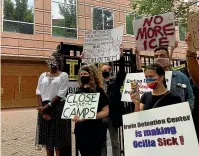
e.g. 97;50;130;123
154;46;168;53
145;63;167;88
51;52;64;71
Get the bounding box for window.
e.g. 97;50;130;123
52;0;77;38
3;0;34;34
126;14;134;35
179;23;186;41
126;14;142;35
93;8;113;30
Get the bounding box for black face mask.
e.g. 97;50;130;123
102;71;110;78
81;76;90;85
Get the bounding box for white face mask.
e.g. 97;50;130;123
154;58;170;68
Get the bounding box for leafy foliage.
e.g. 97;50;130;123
3;0;34;34
4;0;33;22
131;0;198;29
52;0;77;38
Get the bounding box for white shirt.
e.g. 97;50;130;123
36;72;69;102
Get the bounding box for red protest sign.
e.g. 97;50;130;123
133;12;176;51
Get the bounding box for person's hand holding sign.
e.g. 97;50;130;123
130;82;141;112
72;115;87;123
120;44;124;57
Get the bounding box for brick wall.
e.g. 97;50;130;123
1;0;194;59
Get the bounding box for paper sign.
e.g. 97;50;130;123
83;25;124;64
61;93;100;119
121;71;172;102
123;102;199;156
133;12;176;51
188;13;199;51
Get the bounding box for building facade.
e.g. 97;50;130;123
0;0;195;108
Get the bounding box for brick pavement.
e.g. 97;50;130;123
1;108;112;156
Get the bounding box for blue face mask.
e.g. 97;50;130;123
146;78;157;83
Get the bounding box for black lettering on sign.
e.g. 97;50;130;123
63;93;99;119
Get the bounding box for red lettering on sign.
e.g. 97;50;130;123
143;17;154;27
159;37;169;47
163;23;175;35
136;27;147;40
149;39;157;49
147;27;155;38
154;26;164;37
154;16;163;24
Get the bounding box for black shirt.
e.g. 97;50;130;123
74;87;109;134
140;91;182;110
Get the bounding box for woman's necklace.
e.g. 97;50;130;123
48;72;56;84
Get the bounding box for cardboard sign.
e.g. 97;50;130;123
133;12;175;51
123;102;199;156
188;13;199;51
83;25;124;64
61;93;100;119
121;71;172;102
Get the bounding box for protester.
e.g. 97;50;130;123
101;44;126;156
131;64;182;111
184;33;199;142
153;46;195;110
73;64;109;156
35;52;71;156
185;32;199;88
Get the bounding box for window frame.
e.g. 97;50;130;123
92;7;114;31
2;0;35;35
51;0;78;39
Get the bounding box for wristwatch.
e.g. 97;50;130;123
48;102;52;107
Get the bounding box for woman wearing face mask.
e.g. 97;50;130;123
130;64;182;111
73;65;109;156
35;52;71;156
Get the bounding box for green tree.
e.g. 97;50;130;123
3;0;15;20
126;14;134;35
3;0;34;34
131;0;198;29
52;0;77;38
14;0;33;22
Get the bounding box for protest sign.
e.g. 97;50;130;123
121;71;172;102
188;13;199;51
83;25;124;64
123;102;199;156
61;93;100;119
133;12;175;51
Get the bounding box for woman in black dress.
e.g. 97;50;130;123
35;52;71;156
131;63;182;111
73;64;109;156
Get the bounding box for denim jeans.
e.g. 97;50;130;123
101;117;120;156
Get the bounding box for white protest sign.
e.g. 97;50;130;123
133;12;175;51
61;93;100;119
121;71;172;102
123;102;199;156
83;25;124;64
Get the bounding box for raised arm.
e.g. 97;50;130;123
185;33;199;88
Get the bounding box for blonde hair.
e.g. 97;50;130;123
78;64;103;91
